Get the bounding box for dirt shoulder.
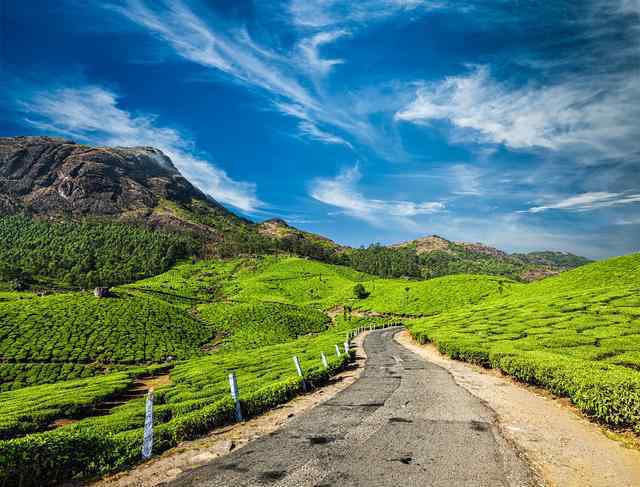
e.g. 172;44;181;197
88;332;370;487
395;330;640;487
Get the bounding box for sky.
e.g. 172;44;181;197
1;0;639;259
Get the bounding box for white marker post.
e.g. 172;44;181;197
335;344;341;356
344;341;349;356
228;372;243;422
293;355;307;392
321;351;329;369
141;388;154;460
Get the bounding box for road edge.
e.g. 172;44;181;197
394;329;640;487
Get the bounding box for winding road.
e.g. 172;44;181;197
167;328;539;487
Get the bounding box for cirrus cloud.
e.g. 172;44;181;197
395;65;640;163
310;165;444;228
528;192;640;213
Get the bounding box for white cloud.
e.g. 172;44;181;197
19;85;261;212
615;216;640;225
310;165;444;227
288;0;444;29
298;121;353;148
298;30;348;76
395;65;640;161
107;0;365;150
112;0;316;109
449;164;484;196
528;192;640;213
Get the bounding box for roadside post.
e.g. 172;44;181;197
344;340;349;357
228;372;243;422
321;351;329;369
293;355;307;391
141;388;154;460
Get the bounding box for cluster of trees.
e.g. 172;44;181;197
337;244;421;279
0;216;198;289
418;250;525;279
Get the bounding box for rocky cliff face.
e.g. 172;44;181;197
0;136;221;217
391;235;452;254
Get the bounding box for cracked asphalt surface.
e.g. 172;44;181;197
166;328;539;487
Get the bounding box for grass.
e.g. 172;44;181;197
406;253;640;431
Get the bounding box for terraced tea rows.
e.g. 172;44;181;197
197;302;331;349
0;318;382;486
407;253;640;431
0;292;209;390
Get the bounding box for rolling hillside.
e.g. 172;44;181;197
0;256;512;391
407;253;640;430
392;234;591;281
0;250;637;485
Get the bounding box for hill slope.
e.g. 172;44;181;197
0;136;242;235
392;234;591;281
407;253;640;429
0;137;276;288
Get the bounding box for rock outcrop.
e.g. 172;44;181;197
0;136;220;216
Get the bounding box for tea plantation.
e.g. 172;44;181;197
0;291;209;390
406;253;640;432
197;302;331;349
0;318;385;486
0;256;543;392
0;252;637;486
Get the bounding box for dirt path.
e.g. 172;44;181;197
395;330;640;487
88;332;370;487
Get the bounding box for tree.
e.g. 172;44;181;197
353;283;369;299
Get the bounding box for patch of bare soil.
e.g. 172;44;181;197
87;333;370;487
326;305;387;320
395;330;640;487
52;374;172;432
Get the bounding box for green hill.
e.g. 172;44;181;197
0;255;509;392
407;253;640;431
0;251;636;486
391;235;591;282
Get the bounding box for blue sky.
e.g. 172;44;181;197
1;0;639;259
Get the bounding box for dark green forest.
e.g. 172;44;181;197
0;215;589;290
0;216;198;289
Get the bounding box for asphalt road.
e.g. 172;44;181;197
166;328;539;487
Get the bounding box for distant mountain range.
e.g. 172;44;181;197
390;235;591;281
0;136;590;287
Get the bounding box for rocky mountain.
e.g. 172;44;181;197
391;235;591;281
391;235;452;254
0;136;250;240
